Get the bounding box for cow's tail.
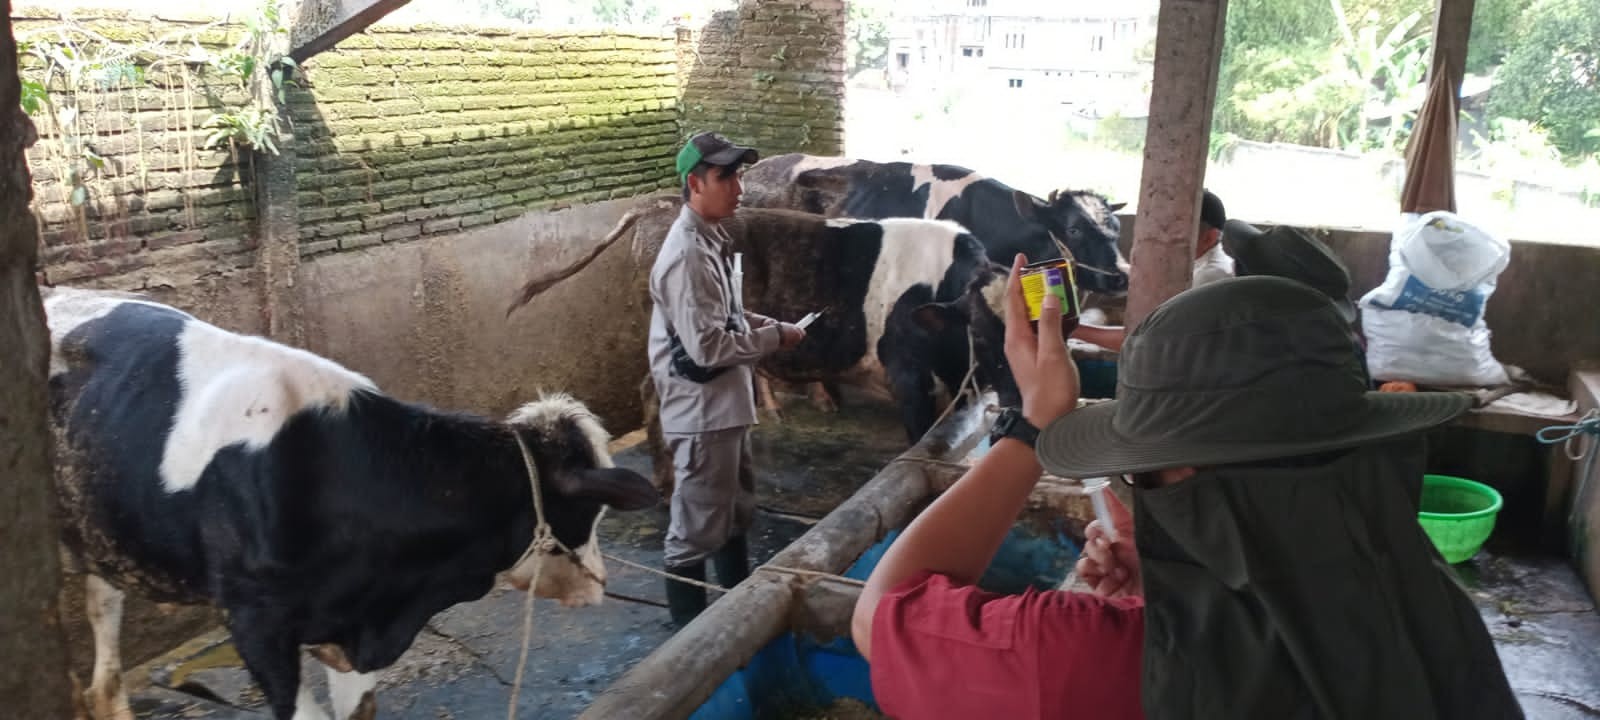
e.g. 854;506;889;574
505;198;663;318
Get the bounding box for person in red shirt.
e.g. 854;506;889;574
851;257;1520;719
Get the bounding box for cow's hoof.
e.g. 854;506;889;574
351;692;377;720
761;407;786;424
807;394;838;414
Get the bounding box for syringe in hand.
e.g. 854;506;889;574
1083;477;1118;543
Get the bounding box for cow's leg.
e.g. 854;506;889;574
640;377;673;496
84;575;133;720
293;685;331;720
888;363;939;445
228;608;306;720
324;664;378;720
755;374;785;422
805;381;839;413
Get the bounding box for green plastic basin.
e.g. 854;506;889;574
1417;474;1503;564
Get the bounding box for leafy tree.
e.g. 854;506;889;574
1465;0;1527;73
475;0;541;24
590;0;661;26
846;1;891;73
1216;0;1431;152
1489;0;1600;157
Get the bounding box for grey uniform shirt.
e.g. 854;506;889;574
648;206;782;434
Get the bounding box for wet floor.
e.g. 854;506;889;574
129;398;1600;719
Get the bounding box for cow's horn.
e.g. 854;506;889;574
1047;189;1059;205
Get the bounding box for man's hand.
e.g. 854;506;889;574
1073;488;1141;598
777;322;806;350
1002;254;1081;429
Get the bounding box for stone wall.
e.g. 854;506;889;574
16;8;256;289
291;24;680;255
678;0;846;155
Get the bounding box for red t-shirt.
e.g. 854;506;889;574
869;572;1146;720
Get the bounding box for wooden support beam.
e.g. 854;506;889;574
288;0;413;64
580;575;795;720
1428;0;1476;93
1125;0;1229;332
0;2;74;715
583;404;996;718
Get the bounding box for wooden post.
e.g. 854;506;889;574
1125;0;1229;332
0;3;75;715
1428;0;1475;93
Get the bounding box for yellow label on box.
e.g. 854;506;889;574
1020;262;1079;321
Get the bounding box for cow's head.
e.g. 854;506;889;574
503;394;657;607
1011;189;1129;296
910;264;1021;410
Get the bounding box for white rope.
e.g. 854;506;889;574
755;565;868;588
601;552;730;593
602;550;868;591
507;431;566;720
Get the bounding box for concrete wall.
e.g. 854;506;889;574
296;197;651;429
1570;372;1600;604
1114;215;1600;385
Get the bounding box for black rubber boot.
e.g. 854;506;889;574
712;534;750;590
664;561;708;628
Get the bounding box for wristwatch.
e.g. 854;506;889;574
989;407;1040;449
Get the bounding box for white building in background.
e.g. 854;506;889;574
888;0;1158;116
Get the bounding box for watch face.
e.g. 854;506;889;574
991;410;1019;441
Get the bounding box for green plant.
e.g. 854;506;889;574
18;0;296;223
203;108;283;155
1490;0;1600;158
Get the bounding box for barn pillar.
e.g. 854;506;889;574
0;1;76;715
1124;0;1230;331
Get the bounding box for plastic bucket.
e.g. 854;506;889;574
1417;474;1502;564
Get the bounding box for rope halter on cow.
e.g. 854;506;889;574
507;429;585;720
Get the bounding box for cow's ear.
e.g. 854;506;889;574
1109;202;1128;212
913;302;965;334
572;467;659;511
1012;190;1047;221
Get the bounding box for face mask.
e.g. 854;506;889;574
1129;437;1518;720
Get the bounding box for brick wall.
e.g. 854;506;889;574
290;24;681;255
17;9;256;286
678;0;846;155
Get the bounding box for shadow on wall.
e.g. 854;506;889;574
677;0;847;157
280;23;685;430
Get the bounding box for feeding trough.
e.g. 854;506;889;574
581;400;1104;719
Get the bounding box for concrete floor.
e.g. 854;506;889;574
130;401;1600;719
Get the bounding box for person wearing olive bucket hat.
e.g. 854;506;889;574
854;258;1520;719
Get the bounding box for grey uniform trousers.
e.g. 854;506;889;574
662;426;756;567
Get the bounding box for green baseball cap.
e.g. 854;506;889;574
676;131;759;181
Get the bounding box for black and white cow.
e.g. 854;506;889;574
44;288;657;720
740;153;1130;295
506;197;1016;492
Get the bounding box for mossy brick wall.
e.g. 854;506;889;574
678;0;846;155
290;25;680;255
16;9;256;286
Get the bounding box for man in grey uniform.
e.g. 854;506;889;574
649;131;806;626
